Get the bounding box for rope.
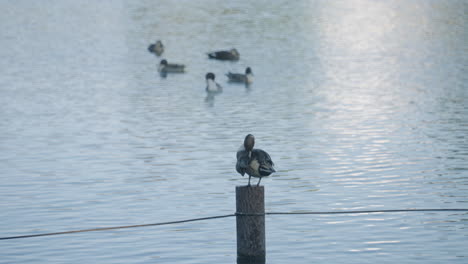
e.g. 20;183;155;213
236;208;468;216
1;209;467;240
0;214;235;240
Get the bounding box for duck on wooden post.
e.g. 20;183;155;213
207;48;240;61
148;40;164;56
226;67;254;84
236;134;275;186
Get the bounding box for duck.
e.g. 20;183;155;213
207;48;240;61
205;72;223;93
158;59;185;73
226;67;253;84
236;134;276;186
148;40;164;56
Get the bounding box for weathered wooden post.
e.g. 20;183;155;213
236;185;265;263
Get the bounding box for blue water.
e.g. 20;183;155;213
1;0;467;263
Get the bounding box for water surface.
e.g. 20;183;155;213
1;0;467;263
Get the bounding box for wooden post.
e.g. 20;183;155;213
236;185;265;263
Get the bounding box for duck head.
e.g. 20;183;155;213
244;134;255;152
206;72;216;81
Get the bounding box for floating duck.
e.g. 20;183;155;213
226;67;253;84
158;59;185;73
205;72;222;93
236;134;275;186
148;40;164;56
207;48;240;61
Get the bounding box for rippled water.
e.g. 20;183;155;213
1;0;467;263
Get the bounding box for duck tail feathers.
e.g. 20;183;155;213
259;166;275;176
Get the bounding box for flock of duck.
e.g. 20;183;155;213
148;40;253;92
148;40;274;187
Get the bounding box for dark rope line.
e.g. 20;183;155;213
0;214;235;240
268;208;468;215
1;209;467;240
236;208;468;216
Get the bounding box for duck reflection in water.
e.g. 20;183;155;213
204;93;216;107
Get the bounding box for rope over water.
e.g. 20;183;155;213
235;208;468;216
0;214;235;240
1;209;467;240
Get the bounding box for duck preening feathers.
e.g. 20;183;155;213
236;134;275;186
205;72;223;93
148;40;164;56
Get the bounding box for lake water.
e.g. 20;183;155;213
1;0;467;263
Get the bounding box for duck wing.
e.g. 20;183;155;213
208;50;229;59
208;50;239;60
226;72;246;82
164;64;185;72
251;149;275;176
167;63;185;68
236;150;249;176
